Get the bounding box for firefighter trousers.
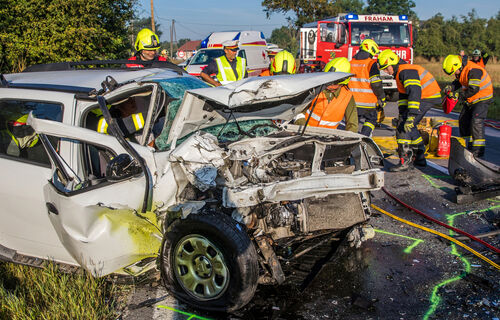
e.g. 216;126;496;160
396;98;441;151
459;100;490;157
358;107;377;136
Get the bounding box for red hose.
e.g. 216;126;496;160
381;186;500;254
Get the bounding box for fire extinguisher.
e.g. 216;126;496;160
437;121;452;157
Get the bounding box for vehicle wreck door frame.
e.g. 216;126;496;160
29;116;160;276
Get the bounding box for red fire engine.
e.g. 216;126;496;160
299;13;414;97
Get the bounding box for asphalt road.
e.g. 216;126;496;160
121;102;500;320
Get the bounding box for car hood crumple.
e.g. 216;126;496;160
166;72;352;146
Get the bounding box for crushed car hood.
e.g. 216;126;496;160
167;72;352;146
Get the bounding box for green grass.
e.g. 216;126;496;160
0;262;119;320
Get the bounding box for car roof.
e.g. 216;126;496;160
3;68;183;93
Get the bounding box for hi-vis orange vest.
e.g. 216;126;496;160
460;61;493;104
395;64;441;99
349;58;377;108
305;86;352;129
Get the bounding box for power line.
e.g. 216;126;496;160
155;16;283;27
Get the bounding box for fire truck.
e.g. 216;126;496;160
299;13;414;98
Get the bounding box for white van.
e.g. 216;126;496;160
185;31;269;78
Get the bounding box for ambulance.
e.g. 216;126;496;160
185;31;269;78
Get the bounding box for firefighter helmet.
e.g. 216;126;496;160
360;39;380;56
472;49;481;57
377;49;399;70
324;57;351;85
442;54;462;75
270;50;296;75
134;28;161;52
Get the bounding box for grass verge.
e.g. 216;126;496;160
0;261;119;320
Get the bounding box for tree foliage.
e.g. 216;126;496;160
0;0;136;73
262;0;364;27
269;26;299;56
414;10;500;59
365;0;416;18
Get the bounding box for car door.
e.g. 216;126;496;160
0;91;77;264
29;116;162;276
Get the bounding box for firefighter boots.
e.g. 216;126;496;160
390;145;414;172
413;147;427;167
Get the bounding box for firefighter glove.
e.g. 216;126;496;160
403;116;415;133
443;85;453;94
376;97;386;111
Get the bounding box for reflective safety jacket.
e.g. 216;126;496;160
126;55;167;68
459;61;493;105
215;56;246;85
97;113;145;136
349;58;378;108
259;69;271;77
305;86;354;129
395;63;441;114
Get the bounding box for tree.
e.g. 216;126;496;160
0;0;136;73
269;26;299;56
365;0;416;18
262;0;364;27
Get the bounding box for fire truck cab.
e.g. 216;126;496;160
299;13;413;98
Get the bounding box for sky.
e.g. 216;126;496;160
137;0;500;41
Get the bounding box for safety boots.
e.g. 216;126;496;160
413;147;427;167
389;145;414;172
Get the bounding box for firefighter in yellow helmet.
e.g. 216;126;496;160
126;28;166;68
0;114;49;163
296;57;358;132
270;50;296;75
349;39;386;136
378;49;442;171
442;54;493;158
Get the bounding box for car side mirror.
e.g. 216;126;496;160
105;153;142;181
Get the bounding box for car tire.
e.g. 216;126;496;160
160;211;259;312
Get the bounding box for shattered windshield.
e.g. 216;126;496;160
152;77;280;151
154;77;209;150
350;22;410;46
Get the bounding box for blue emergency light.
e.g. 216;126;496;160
200;34;211;49
345;13;359;20
233;33;241;41
399;15;408;20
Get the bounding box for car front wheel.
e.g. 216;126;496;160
160;211;259;312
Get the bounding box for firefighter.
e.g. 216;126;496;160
126;28;166;68
471;49;489;68
443;54;493;158
296;57;358;132
259;48;282;76
97;98;145;141
0;114;48;163
349;39;386;137
378;49;442;171
200;40;247;86
268;50;296;75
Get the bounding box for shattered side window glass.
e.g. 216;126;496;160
154;77;209;150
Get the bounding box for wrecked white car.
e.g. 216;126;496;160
0;62;384;311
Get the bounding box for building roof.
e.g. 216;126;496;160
178;40;201;52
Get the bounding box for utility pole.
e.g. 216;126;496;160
150;0;155;32
170;19;176;58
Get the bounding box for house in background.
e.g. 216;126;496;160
176;40;201;60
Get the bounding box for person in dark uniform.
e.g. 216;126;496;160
200;40;248;86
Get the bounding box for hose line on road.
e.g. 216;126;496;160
382;186;500;254
371;204;500;270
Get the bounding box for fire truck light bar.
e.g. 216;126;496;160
346;13;359;20
399;15;408;20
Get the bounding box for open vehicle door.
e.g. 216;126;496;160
28;115;161;276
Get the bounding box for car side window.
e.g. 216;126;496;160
0;100;62;166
